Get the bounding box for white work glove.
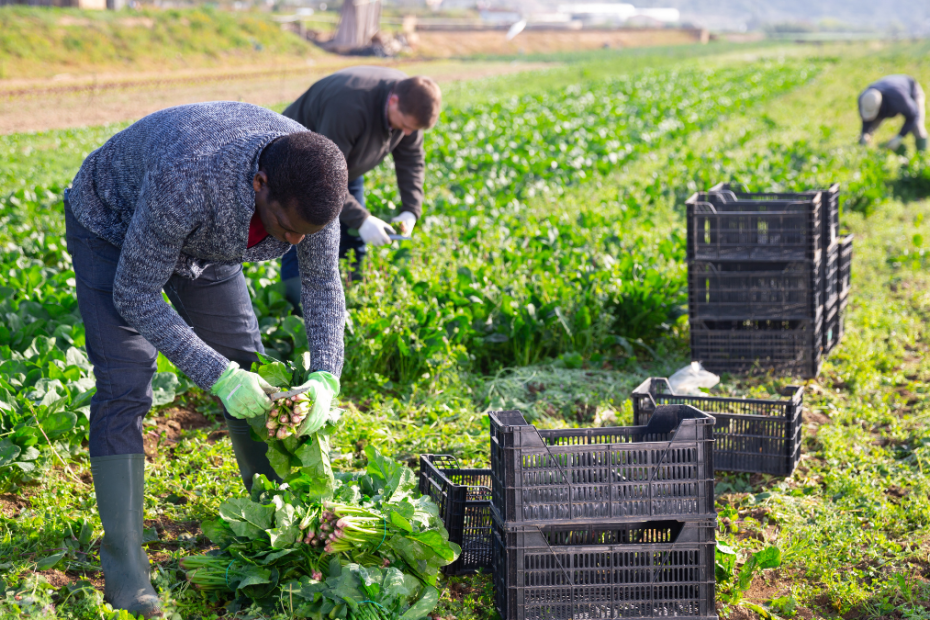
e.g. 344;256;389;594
358;215;392;247
390;211;418;236
859;133;872;146
880;135;903;151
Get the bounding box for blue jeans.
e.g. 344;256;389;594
65;195;264;457
281;175;366;282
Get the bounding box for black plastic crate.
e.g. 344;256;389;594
690;317;823;379
492;518;717;620
822;241;839;312
631;378;804;476
709;181;839;248
823;295;849;355
838;234;854;299
489;406;715;528
688;260;822;321
418;455;493;575
686;192;823;262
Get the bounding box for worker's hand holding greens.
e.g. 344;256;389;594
392;210;418;236
359;214;394;246
211;362;276;419
291;371;340;435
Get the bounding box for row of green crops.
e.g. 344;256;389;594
2;48;927;489
254;59;825;390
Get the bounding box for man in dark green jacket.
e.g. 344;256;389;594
280;66;441;303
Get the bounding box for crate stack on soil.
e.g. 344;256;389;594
686;183;853;378
488;406;719;620
632;377;804;476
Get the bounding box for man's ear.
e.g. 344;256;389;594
253;170;269;192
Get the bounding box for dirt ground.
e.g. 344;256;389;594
413;27;707;58
0;59;550;135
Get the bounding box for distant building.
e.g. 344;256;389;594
557;3;679;26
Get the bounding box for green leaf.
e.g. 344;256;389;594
78;520;94;547
151;372;180;407
236;566;278;599
267;523;300;549
219;498;275;541
35;550;67;571
254;548;295;565
0;439;21;468
294;436;335;501
400;585;439;620
266;442;293;479
258;361;291;387
409;530;458;562
40;410;77;441
363;445;415;501
202;518;238;548
390;510;414;533
737;546;781;592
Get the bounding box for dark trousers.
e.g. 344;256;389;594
65;196;264;457
281;175;366;282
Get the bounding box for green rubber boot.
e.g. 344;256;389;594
226;417;282;492
917;136;927;152
91;455;162;619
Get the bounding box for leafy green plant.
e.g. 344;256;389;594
715;543;782;606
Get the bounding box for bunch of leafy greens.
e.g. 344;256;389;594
248;353;341;500
291;559;439;620
181;356;459;615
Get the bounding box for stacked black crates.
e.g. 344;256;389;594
686;183;847;378
826;233;854;354
489;406;718;620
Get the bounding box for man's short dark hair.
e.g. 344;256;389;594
395;76;442;129
259;132;347;226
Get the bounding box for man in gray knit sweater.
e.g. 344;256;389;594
65;101;348;618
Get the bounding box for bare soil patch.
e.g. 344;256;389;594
143;404;216;459
1;59;551;135
413;27;704;58
0;492;29;518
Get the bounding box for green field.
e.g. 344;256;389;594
2;41;930;619
0;6;320;80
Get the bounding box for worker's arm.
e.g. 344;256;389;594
111;170;230;391
295;218;345;377
390;130;426;221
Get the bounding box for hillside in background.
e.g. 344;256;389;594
631;0;930;33
0;7;323;81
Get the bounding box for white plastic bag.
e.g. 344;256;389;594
668;362;719;396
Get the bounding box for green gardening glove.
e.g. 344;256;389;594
292;371;341;436
211;362;276;419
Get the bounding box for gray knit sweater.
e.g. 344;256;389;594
69;102;345;390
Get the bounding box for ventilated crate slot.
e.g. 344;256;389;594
493;520;716;620
490;407;716;527
688;260;822;321
690;317;822;379
632;378;803;476
686;194;823;262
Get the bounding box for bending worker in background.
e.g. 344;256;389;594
65;102;347;618
280;66;442;308
858;74;927;152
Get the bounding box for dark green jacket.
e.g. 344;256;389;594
283;66;425;229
